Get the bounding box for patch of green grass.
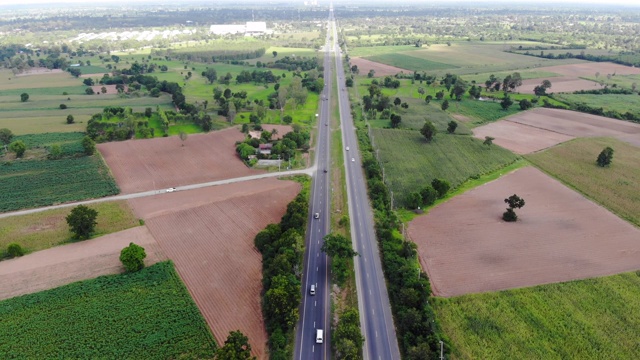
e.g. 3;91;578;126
372;129;518;206
348;45;419;57
0;261;217;359
462;70;562;85
15;132;85;156
0;201;140;255
0;155;119;212
434;271;640;360
526;137;640;226
0;86;87;96
167;123;203;136
554;93;640;114
77;65;109;74
0;70;80;90
447;98;522;127
366;52;456;72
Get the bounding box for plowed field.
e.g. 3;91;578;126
408;166;640;297
129;178;301;359
473;108;640;153
98;127;263;193
519;62;640;93
519;77;600;94
350;57;409;76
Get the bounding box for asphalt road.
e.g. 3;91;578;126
293;15;334;360
332;10;402;360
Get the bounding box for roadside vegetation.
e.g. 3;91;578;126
0;261;218;359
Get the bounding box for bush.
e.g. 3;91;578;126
60;104;68;109
596;146;614;167
431;178;451;198
66;115;75;124
7;243;25;258
9;140;26;157
503;208;518;222
120;242;147;272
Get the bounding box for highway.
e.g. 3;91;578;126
332;9;402;360
293;15;333;360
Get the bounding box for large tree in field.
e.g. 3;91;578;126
9;140;26;157
420;121;437;143
216;330;256;360
120;242;146;272
202;68;217;84
447;121;458;134
502;194;525;222
66;205;98;239
596;146;614;167
0;128;14;150
20;93;29;102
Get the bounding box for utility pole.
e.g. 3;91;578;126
278;154;281;171
440;340;444;360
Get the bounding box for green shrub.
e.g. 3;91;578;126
120;242;147;272
7;243;25;257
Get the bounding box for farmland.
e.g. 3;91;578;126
0;156;119;212
371;128;518;206
526;137;640;226
0;200;140;256
0;261;217;358
13;132;85;157
434;271;640;359
555;93;640;113
366;52;455;72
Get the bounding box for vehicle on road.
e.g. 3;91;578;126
316;329;324;344
346;146;349;151
166;187;176;193
314;212;320;219
323;169;328;173
351;158;355;162
310;284;316;295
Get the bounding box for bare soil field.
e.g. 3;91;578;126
408;166;640;298
520;76;600;94
0;226;166;301
473;108;640;153
129;178;301;359
535;62;640;78
14;68;63;77
350;57;410;77
98;127;263;193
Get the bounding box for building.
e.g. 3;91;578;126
258;143;273;155
209;22;267;36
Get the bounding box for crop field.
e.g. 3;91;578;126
534;62;640;78
519;76;600;94
0;261;217;358
527;137;640;226
579;73;640;90
130;178;302;359
408;166;640;297
1;69;80;90
0;85;87;96
14;132;85;156
366;52;456;72
0;156;119;212
372;129;518;205
462;70;562;84
447;98;522;126
0;200;139;256
555;93;640;113
348;45;419;57
249;46;318;64
434;271;640;359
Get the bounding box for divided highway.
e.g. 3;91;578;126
293;17;333;360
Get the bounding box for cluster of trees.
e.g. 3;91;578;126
254;187;308;360
333;307;364;359
533;80;553;96
482;73;522;93
235;69;279;84
406;179;451;209
236;125;309;163
0;128;94;159
321;233;358;285
356;127;449;359
215;330;256;360
542;99;640;123
268;56;319;72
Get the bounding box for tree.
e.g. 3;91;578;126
394;97;402;106
519;99;533;110
420;185;438;206
431;178;450;198
83;78;94;86
60;104;67;109
390;114;402;128
0;128;14;150
85;87;95;95
20;93;29;102
447;120;458;134
202;68;217;84
345;78;353;87
596;146;614;167
321;233;358;258
48;144;62;159
9;140;26;157
216;330;256;360
420;121;436;143
282;115;293;124
101;86;108;94
66;114;75;124
441;99;450;111
82;136;95;155
7;243;25;258
503;194;525;222
500;94;513;110
66;205;98;239
119;242;147;272
272;50;278;58
68;67;82;77
179;131;188;146
483;136;495;146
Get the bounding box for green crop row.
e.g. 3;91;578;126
14;132;85;156
0;261;217;359
0;156;119;212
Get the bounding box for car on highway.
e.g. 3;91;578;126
314;212;320;219
316;329;323;344
346;146;349;151
351;158;355;162
310;284;316;295
166;187;176;193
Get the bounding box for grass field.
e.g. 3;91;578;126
372;129;519;206
579;73;640;90
526;137;640;226
0;261;217;359
366;52;456;72
14;132;85;156
462;70;562;85
554;93;640;114
0;201;140;257
348;45;419;57
448;98;522;126
434;271;640;359
0;155;119;212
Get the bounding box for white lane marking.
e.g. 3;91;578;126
376;331;378;338
317;266;319;271
315;301;317;307
373;308;375;315
314;321;316;327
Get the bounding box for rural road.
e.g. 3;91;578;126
0;166;315;219
294;13;333;360
333;9;402;360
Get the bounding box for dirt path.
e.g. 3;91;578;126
0;226;166;301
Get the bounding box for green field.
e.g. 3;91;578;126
449;98;522;126
434;271;640;359
0;201;139;257
372;129;518;206
0;155;119;212
554;93;640;114
366;52;456;72
348;45;419;57
461;70;561;85
15;132;85;156
0;261;217;358
526;137;640;226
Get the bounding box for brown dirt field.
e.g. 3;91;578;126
91;84;128;95
520;76;601;94
14;68;63;76
408;166;640;298
0;226;166;301
98;127;264;194
535;62;640;78
473;108;640;154
473;121;575;154
350;57;410;77
129;178;302;360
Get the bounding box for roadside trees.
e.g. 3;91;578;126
119;242;147;272
502;194;525;222
66;205;98;239
322;233;359;284
420;121;437;142
596;146;614;167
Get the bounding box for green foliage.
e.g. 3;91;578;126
322;233;358;258
500;94;513;110
502;207;518;222
366;53;456;72
20;92;29;102
503;194;524;222
216;330;256;360
596;146;614;167
420;121;436;142
0;128;13;145
0;156;118;212
519;98;533;110
0;262;217;359
59;104;67;109
120;242;147;272
82;136;96;155
447;120;458;134
9;140;26;157
334;307;364;359
66;205;98;239
48;144;62;160
66;114;75;124
7;242;24;257
14;133;85;157
441;99;450;111
431;178;451;198
434;271;640;359
483;136;495;146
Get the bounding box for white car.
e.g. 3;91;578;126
351;158;355;162
166;187;176;193
314;212;320;219
346;146;349;151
